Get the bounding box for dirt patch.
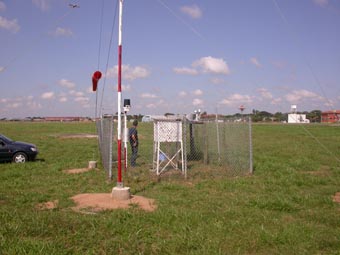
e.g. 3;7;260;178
304;170;331;177
58;134;98;139
63;168;96;174
71;193;156;212
36;200;59;210
333;192;340;203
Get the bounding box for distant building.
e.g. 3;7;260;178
288;113;310;123
321;110;340;123
287;105;310;124
141;115;153;122
141;115;170;122
43;117;91;122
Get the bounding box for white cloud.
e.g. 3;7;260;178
106;65;150;81
257;88;273;99
140;93;157;99
0;97;39;110
59;79;76;89
178;91;187;97
192;98;203;106
41;92;55;99
0;16;20;33
124;65;150;80
74;97;89;104
52;27;73;37
0;66;4;72
219;94;253;105
250;57;262;68
59;97;67;102
285;94;300;103
146;103;157;109
272;61;286;69
271;98;282;105
1;97;22;104
193;56;230;75
210;78;225;84
0;1;6;11
324;99;334;107
173;67;198;75
8;102;22;108
193;89;203;96
86;86;93;93
180;5;202;19
69;90;84;97
174;57;230;77
27;101;42;110
122;84;131;92
82;104;91;109
313;0;328;7
13;97;23;102
32;0;50;12
146;99;166;109
285;89;320;103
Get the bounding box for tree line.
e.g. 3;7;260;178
234;109;322;123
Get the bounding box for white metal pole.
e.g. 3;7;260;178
216;107;221;163
124;111;128;170
249;116;253;174
117;0;123;187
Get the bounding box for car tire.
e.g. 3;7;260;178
13;152;28;163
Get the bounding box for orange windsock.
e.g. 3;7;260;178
92;71;102;92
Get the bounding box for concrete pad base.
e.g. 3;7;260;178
88;161;97;169
111;187;131;201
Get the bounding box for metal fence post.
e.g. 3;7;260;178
203;123;209;165
249;116;253;174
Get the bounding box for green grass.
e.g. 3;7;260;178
1;122;340;254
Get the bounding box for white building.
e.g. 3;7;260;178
287;105;310;123
288;113;310;123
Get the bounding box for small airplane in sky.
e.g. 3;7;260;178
69;4;80;8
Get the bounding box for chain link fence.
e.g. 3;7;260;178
96;115;114;179
96;115;253;181
185;116;252;177
149;116;252;178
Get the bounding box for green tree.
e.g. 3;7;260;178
307;110;321;123
274;112;283;122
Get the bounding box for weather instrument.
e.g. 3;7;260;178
92;71;102;92
123;99;131;171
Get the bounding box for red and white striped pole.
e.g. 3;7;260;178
117;0;123;187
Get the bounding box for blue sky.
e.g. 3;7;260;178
0;0;339;118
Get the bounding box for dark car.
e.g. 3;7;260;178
0;134;38;163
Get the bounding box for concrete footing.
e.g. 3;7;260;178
88;161;97;169
111;187;131;200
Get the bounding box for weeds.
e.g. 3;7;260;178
0;122;340;254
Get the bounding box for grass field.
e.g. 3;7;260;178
1;122;340;254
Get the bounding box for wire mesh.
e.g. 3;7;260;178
148;116;252;178
184;116;252;177
95;115;253;181
96;115;114;179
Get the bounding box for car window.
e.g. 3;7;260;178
0;135;13;143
